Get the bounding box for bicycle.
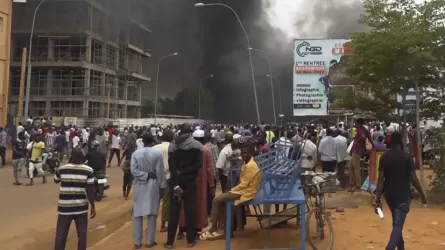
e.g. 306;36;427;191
301;171;336;250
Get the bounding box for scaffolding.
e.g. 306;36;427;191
9;0;152;120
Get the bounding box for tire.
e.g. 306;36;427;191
53;159;60;169
95;185;104;202
306;208;334;250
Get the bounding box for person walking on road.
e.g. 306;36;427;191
54;148;96;250
0;127;7;167
131;133;167;249
12;132;27;185
108;131;121;168
26;135;47;186
375;131;427;250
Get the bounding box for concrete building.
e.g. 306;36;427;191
0;0;12;126
9;0;153;119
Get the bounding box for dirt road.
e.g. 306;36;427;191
88;192;445;250
1;158;444;250
0;161;133;250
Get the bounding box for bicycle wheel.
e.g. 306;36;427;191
306;208;334;250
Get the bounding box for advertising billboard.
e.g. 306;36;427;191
293;39;351;116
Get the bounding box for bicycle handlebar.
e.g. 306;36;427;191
301;171;337;177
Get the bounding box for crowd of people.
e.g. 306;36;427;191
0;116;430;249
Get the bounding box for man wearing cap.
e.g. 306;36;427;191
176;129;215;241
165;123;203;248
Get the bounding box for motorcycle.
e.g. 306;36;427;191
45;151;60;174
94;170;110;201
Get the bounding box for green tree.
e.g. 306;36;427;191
424;126;445;203
173;85;214;119
159;98;175;115
140;99;163;117
332;87;395;120
345;0;445;128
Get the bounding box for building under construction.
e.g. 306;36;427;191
9;0;153;119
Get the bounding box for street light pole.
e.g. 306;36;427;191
249;48;276;124
24;0;48;121
268;75;282;124
154;52;178;124
195;2;261;124
198;74;214;120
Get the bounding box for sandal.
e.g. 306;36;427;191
199;231;223;241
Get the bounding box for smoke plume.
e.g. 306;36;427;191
150;0;366;122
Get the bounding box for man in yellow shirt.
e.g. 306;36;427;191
200;143;261;240
26;136;47;186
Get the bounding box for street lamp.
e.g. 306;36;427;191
198;74;214;120
24;0;49;121
154;52;179;124
267;74;282;123
250;48;276;124
195;2;261;124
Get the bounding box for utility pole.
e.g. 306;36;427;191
17;47;27;123
415;81;424;189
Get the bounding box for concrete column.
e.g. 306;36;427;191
46;70;53;115
83;70;90;117
101;42;107;66
137;83;142;118
85;36;92;63
48;38;54;61
123;80;128;118
101;72;106;117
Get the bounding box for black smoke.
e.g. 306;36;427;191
150;0;366;123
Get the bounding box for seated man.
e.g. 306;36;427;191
200;143;261;240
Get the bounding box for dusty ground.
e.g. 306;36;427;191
0;150;444;250
89;191;445;250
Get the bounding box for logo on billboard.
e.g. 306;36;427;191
296;41;322;57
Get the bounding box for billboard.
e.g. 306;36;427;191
293;39;351;116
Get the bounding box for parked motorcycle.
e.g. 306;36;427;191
94;170;110;201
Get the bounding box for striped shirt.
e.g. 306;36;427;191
205;142;219;183
54;164;95;215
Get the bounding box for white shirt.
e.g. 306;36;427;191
318;129;327;139
150;127;157;136
276;137;293;158
72;136;80;148
16;125;24;136
335;135;348;162
215;144;234;176
111;135;121;149
65;130;70;142
136;138;144;149
318;136;337;161
301;139;318;169
82;129;88;142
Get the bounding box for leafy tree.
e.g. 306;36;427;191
173;85;214;119
140;99;163;117
424;126;445;203
332;87;396;120
159;98;175;115
345;0;445;136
